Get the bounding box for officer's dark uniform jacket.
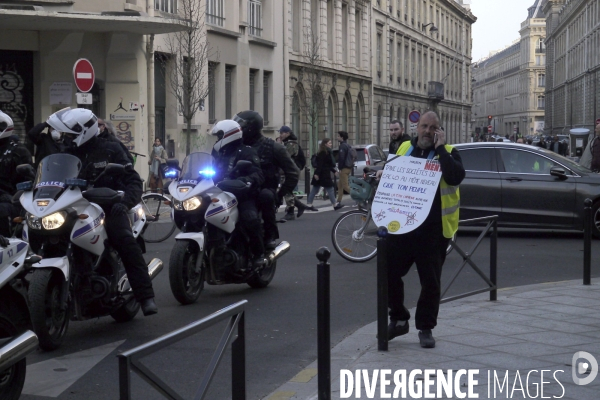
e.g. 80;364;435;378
27;122;63;169
212;143;264;190
98;130;135;165
0;137;33;196
245;135;298;195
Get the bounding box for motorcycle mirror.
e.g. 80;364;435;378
16;164;36;181
166;158;181;171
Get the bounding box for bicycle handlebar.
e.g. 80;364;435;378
130;152;146;157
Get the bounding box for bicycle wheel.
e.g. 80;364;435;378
331;210;378;262
140;193;176;243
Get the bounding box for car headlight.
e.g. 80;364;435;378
173;199;183;211
183;196;201;211
42;211;67;230
26;213;42;230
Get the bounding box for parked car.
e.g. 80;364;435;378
333;144;387;176
455;142;600;237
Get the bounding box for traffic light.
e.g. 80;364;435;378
487;115;493;121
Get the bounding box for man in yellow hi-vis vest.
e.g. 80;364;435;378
384;111;465;348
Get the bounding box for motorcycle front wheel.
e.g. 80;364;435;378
0;315;26;400
28;269;70;351
247;260;277;288
169;240;204;305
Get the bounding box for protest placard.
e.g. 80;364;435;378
371;155;442;234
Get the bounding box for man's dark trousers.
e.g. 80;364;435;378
386;228;450;330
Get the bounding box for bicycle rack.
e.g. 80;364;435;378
440;215;498;304
118;300;247;400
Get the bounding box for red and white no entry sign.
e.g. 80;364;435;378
73;58;95;93
488;125;493;132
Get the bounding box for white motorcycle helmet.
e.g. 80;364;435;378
211;119;243;153
46;107;98;148
0;110;14;140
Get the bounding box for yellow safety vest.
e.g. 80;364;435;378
397;141;460;238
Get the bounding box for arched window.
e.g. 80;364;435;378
377;104;382;147
355;100;361;143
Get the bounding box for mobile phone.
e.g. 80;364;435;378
434;133;438;143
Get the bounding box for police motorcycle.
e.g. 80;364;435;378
166;151;291;305
0;236;39;400
17;154;163;350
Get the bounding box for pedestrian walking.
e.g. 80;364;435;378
148;138;168;192
335;131;354;210
536;136;547;149
548;135;566;156
383;111;465;348
279;126;308;220
580;120;600;170
306;138;338;210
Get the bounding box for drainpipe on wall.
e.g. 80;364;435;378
282;0;289;125
147;1;155;156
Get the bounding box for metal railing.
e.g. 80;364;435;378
118;300;247;400
440;215;498;303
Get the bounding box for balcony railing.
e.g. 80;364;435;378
206;13;225;27
535;48;546;54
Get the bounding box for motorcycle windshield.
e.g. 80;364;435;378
34;154;82;200
179;152;215;186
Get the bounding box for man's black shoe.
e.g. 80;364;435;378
333;203;345;210
418;329;435;348
388;320;409;340
251;254;266;270
265;239;277;250
141;298;158;316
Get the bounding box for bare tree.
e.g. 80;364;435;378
296;27;332;156
162;0;216;155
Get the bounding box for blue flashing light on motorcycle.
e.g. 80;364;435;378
199;168;216;178
164;169;178;178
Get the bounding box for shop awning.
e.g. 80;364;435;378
0;9;189;35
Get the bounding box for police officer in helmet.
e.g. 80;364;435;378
233;110;299;249
0;110;33;237
46;108;158;316
211;119;266;269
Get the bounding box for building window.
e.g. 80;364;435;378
355;100;361;143
327;96;334;136
377;105;382;147
537;95;545;109
292;0;302;52
327;0;334;60
155;0;177;14
208;62;217;123
377;33;382;77
249;70;256;111
536;38;546;54
225;66;233;119
355;10;361;68
538;73;545;87
342;3;348;64
263;72;271;123
248;0;262;37
388;37;393;81
206;0;224;26
342;98;348;133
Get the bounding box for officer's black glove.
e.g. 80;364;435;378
0;236;9;247
111;203;128;217
0;193;12;204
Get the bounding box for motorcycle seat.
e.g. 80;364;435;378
82;188;124;205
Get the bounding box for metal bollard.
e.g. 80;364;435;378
584;198;592;285
317;247;331;400
377;227;389;351
305;167;311;196
490;218;498;301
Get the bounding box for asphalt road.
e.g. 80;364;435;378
19;207;600;399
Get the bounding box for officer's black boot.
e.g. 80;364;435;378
284;206;295;220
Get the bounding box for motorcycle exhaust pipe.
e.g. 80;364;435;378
268;241;291;263
147;258;163;280
0;330;38;371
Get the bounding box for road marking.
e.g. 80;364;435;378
267;391;296;399
290;368;318;383
22;340;125;397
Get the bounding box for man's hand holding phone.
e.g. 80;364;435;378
433;127;445;148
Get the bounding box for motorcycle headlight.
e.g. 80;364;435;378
27;213;42;230
173;199;183;211
42;211;67;230
183;196;201;211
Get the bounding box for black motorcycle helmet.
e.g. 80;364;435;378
234;110;263;142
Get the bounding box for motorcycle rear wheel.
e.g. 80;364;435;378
29;269;70;351
169;240;204;305
0;315;26;400
110;296;141;323
247;260;277;289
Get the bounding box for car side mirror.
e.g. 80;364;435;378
550;166;568;180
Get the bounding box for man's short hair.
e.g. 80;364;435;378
338;131;348;140
390;119;403;128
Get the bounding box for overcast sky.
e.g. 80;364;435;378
470;0;537;62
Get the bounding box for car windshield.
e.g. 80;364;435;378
34;154;82;200
537;148;590;174
179;152;215;184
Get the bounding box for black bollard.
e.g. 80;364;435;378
305;167;311;196
584;198;592;285
377;227;389;351
316;247;331;400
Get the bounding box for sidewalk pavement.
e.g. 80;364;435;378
266;279;600;399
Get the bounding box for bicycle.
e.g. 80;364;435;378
331;170;455;263
140;189;177;243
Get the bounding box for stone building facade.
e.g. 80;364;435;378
472;1;546;139
371;0;475;149
543;0;600;135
